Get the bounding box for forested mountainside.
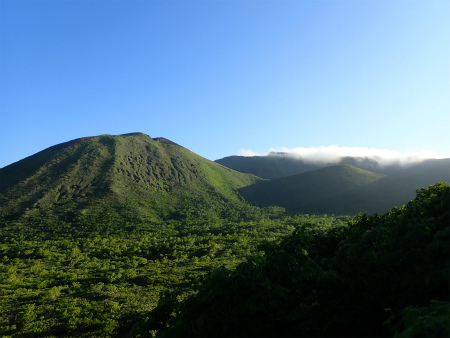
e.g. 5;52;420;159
239;161;450;214
215;153;450;180
2;134;448;221
240;164;386;214
0;133;448;337
0;133;261;234
215;153;383;179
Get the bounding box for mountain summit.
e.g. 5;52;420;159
0;133;259;229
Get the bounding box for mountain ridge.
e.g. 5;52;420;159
0;133;260;227
1;133;448;223
240;164;386;214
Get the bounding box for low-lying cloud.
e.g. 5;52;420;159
238;146;444;166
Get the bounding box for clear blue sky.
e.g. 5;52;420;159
1;0;449;168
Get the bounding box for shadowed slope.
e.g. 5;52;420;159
215;153;448;180
215;154;321;179
240;165;385;214
239;159;450;215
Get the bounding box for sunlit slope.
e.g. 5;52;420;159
240;164;386;214
0;133;259;222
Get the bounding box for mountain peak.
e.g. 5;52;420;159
152;137;180;146
120;132;151;137
0;133;258;223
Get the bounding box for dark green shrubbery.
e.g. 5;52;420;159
144;183;449;337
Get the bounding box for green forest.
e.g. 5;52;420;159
1;183;448;337
0;205;348;337
0;134;448;337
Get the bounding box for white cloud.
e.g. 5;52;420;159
238;148;265;157
239;146;444;166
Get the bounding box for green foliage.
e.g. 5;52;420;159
391;300;450;337
0;198;344;337
1;134;448;337
147;183;449;337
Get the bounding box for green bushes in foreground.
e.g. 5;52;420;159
140;183;449;337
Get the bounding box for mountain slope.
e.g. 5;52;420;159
215;153;449;180
0;133;260;227
239;159;450;215
336;158;450;214
215;153;383;179
240;165;385;214
215;153;321;179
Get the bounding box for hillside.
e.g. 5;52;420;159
215;153;382;179
239;158;450;215
215;153;449;181
336;158;450;213
215;153;321;179
239;164;386;214
0;133;260;230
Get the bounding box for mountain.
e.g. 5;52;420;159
215;153;321;180
215;153;383;179
239;164;386;214
240;160;450;215
0;133;260;229
215;152;450;180
338;158;450;213
1;134;448;224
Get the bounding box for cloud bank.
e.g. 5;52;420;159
238;146;444;166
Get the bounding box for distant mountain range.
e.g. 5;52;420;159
1;133;448;223
215;153;384;179
215;153;450;214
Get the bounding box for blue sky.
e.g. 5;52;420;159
1;0;449;168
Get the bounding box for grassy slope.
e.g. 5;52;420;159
240;164;386;214
0;133;259;224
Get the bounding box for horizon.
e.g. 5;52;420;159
1;131;448;169
1;1;449;168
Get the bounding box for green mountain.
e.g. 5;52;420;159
2;134;448;224
215;153;450;181
215;153;321;179
0;133;448;337
239;158;450;215
215;153;382;179
0;133;260;230
239;164;386;214
337;158;450;214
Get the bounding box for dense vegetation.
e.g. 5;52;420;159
1;134;448;337
140;183;449;337
0;206;348;337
